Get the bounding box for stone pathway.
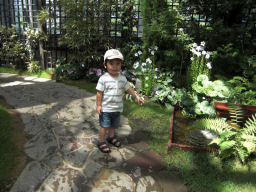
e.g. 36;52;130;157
0;73;187;192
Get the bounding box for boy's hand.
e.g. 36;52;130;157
97;105;102;115
136;96;144;106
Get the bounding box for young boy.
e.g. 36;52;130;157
96;49;144;153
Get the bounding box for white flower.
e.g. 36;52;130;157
154;75;158;79
193;43;197;47
142;62;146;66
142;68;147;72
154;46;158;50
205;54;210;59
200;41;206;46
151;51;155;55
145;76;149;80
196;46;202;51
138;50;142;55
133;61;139;69
179;28;184;32
134;53;138;57
202;51;206;55
190;48;197;54
155;68;158;72
195;52;201;57
190;57;194;61
146;58;152;64
145;84;149;87
148;48;151;52
206;62;212;69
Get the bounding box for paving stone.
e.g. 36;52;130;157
24;129;58;160
43;154;63;169
63;146;91;167
58;137;82;153
10;161;51;192
92;169;134;192
118;147;137;160
41;166;91;192
125;150;166;171
82;160;103;179
89;149;124;168
54;126;85;137
135;176;161;192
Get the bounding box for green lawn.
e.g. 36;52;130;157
0;104;19;189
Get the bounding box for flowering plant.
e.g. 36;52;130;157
86;68;102;82
133;46;159;96
186;41;212;90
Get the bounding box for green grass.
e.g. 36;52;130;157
0;105;19;184
0;67;54;79
123;99;256;192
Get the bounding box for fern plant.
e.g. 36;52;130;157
189;113;256;164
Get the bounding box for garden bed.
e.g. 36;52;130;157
168;110;217;152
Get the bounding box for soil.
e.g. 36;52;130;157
0;96;27;192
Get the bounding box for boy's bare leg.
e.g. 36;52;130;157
99;127;109;142
109;127;115;138
99;127;111;152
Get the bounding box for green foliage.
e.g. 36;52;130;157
86;68;102;82
27;61;40;73
0;104;18;184
180;1;256;77
141;0;191;77
226;76;256;105
121;41;142;70
190;113;256;164
0;26;28;69
55;58;84;81
133;46;159;96
211;43;247;77
244;55;256;78
192;75;230;99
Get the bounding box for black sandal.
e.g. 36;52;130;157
97;141;111;153
107;136;121;147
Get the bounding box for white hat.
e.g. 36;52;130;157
104;49;124;62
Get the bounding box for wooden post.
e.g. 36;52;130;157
37;0;45;69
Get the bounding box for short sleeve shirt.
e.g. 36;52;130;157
96;72;130;112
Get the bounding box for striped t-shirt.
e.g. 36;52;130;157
96;72;130;112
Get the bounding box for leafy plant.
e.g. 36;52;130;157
0;26;28;69
55;58;84;81
226;76;256;105
133;46;159;96
189;113;256;164
27;61;40;73
192;74;230;99
86;68;102;82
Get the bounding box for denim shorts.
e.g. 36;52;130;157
99;112;120;129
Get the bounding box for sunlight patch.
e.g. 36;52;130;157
0;81;23;87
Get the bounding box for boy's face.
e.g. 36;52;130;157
105;59;122;77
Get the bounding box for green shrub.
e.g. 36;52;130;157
226;76;256;105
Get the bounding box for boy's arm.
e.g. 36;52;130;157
127;87;144;105
96;90;103;115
